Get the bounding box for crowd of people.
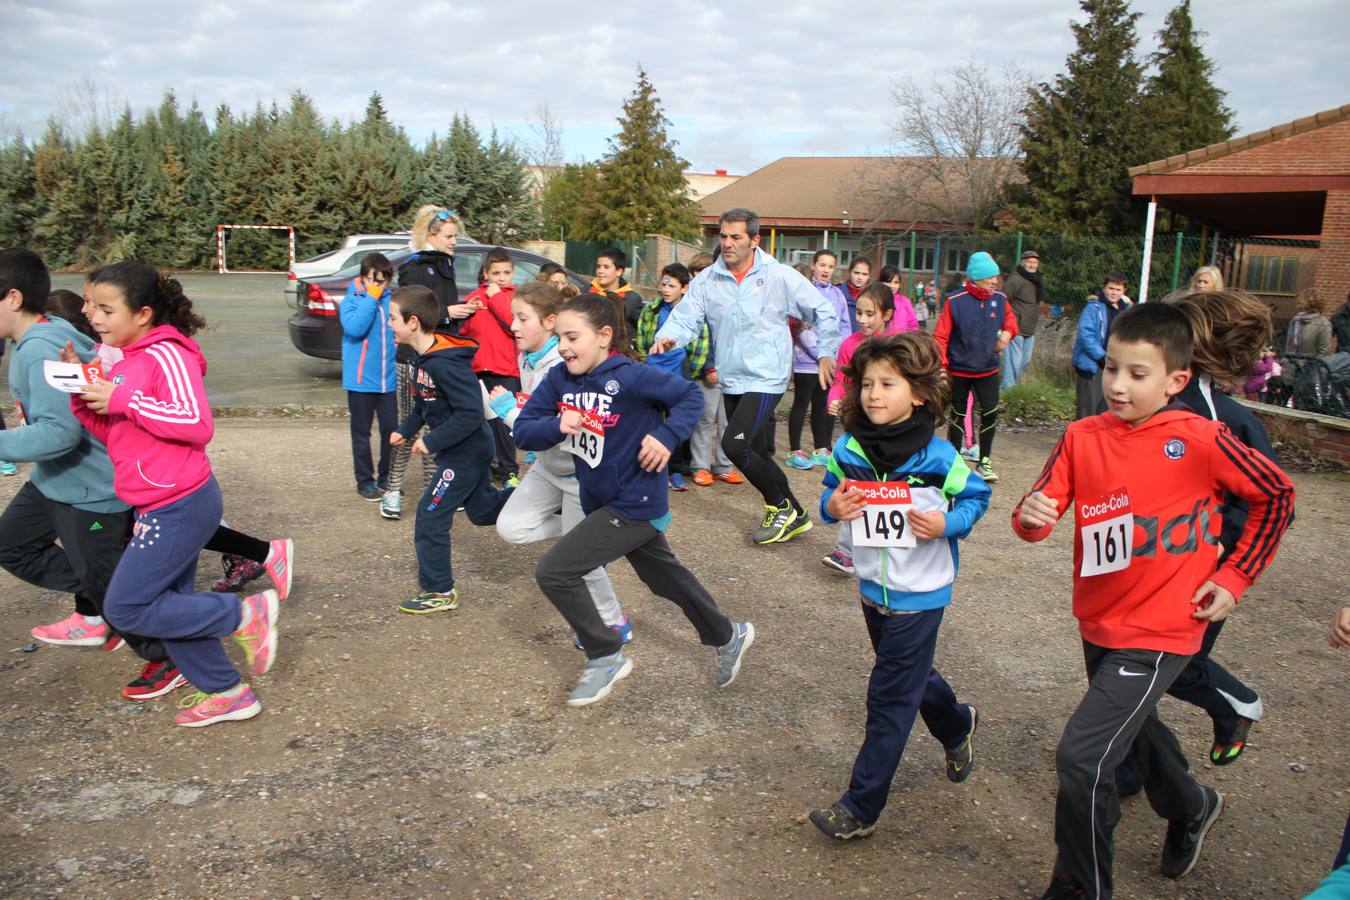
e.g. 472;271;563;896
1;201;1345;898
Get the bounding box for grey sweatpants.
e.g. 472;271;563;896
690;379;733;474
1053;640;1207;898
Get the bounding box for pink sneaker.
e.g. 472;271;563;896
31;612;110;646
265;539;294;601
173;687;261;727
233;590;279;675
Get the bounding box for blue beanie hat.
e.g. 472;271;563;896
966;251;999;281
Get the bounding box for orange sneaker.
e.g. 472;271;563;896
692;469;715;486
715;470;745;485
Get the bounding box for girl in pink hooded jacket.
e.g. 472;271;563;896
71;262;279;728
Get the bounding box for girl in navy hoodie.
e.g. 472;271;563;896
514;294;753;708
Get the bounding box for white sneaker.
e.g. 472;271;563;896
380;490;402;520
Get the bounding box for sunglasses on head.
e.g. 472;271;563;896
434;210;458;222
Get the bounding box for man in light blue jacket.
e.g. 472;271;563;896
651;208;842;544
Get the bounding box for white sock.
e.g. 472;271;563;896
217;682;245;698
81;614;104;626
263;545;276;565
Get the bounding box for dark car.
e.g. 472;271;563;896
287;243;588;360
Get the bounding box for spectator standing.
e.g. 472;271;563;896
1001;250;1043;389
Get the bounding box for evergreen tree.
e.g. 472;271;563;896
1141;0;1235;163
586;68;700;241
0;136;37;248
541;162;602;240
1016;0;1147;233
471;128;539;245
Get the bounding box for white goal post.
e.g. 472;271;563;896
216;224;296;274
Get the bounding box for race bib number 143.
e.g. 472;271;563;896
559;403;605;468
847;481;917;549
1078;488;1133;577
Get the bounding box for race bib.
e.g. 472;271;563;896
42;359;106;394
848;481;917;549
1078;488;1133;577
558;403;605;468
515;392;530;409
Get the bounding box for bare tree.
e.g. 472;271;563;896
57;75;123;137
524;102;565;192
870;60;1031;232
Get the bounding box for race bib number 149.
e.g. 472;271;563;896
1078;488;1133;577
559;403;605;468
848;481;917;549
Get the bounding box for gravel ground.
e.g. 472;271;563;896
0;419;1345;899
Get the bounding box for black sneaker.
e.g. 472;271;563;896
808;803;876;840
945;706;978;783
1039;875;1086;899
1210;716;1254;766
1160;785;1224;879
357;482;383;501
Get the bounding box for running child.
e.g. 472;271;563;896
683;253;741;487
933;251;1016;483
340;252;397;501
785;313;834;471
70;261;279;728
489;281;631;644
1013;302;1294;898
876;265;919;333
809;250;853;341
841;256;872;331
820;283;904;574
461;247;523;486
589;248;643;350
387;285;512;614
514;293;753;707
807;331;988;841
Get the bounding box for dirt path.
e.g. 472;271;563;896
0;421;1345;898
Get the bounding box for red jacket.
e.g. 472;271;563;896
1011;407;1294;655
459;284;520;377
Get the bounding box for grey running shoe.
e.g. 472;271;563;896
945;705;978;783
809;802;876;840
567;651;633;707
380;489;402;520
715;621;755;687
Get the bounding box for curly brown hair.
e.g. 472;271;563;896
1165;289;1271;382
840;332;949;431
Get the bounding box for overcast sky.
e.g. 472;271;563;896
2;0;1346;174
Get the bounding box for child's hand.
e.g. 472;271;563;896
649;337;677;355
59;340;80;365
1329;607;1350;649
389;432;406;447
446;303;475;320
1017;491;1059;529
78;380;116;414
705;369;718;386
827;399;841;417
488;385;509;401
484;283;500;298
1190;579;1237;621
637;434;671;473
907;508;946;540
818;356;836;390
827;484;867;521
558;408;582;435
411;437;429;456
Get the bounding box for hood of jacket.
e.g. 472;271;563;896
121;325;209;375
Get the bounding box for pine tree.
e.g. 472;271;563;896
1141;0;1235;163
1016;0;1147;233
585;68;700;241
541;162;602;239
0;135;37;247
472;128;539;245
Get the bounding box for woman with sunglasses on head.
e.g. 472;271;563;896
380;206;468;519
340;252;399;501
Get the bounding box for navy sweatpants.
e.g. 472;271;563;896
413;455;512;592
103;477;244;694
841;603;972;824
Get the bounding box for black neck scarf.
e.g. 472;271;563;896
852;406;935;474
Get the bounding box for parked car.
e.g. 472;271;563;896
284;236;411;308
288;243;586;361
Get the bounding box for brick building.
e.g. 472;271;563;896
1130;103;1350;309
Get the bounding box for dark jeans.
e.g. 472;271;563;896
0;481;165;662
1053;641;1205;898
840;604;971;824
1166;618;1259;738
535;506;733;658
479;373;521;477
412;456;510;592
722;391;796;510
947;373;1000;460
348;390;396;488
788;371;832;452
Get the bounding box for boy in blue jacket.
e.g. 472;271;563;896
387;286;512;615
0;248;184;700
1072;273;1131;420
339;252;397;500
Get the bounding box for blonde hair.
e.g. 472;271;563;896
1167;288;1271;382
410;205;464;251
1297;287;1333;315
1188;266;1225;292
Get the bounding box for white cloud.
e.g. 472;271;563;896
0;0;1345;171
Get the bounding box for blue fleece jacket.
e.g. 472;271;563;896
339;278;396;393
513;354;703;520
0;318;126;513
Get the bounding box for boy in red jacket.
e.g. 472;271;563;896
1013;303;1294;899
460;247;521;485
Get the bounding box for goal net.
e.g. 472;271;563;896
216;224;296;274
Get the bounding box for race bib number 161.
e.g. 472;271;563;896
1078;488;1133;577
559;403;605;468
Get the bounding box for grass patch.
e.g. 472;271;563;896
1001;371;1075;424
